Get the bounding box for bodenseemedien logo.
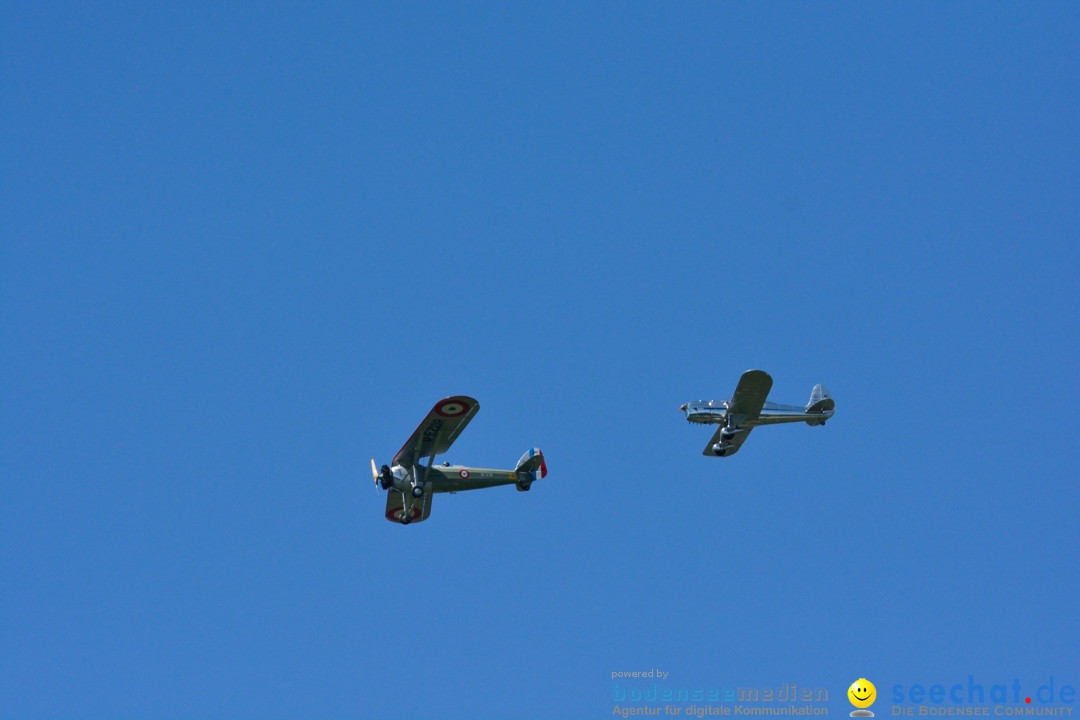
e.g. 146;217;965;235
849;678;877;717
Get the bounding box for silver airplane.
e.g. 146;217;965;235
681;370;835;457
371;396;547;524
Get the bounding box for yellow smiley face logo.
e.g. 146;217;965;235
848;679;876;708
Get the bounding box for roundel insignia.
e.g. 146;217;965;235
386;506;421;522
459;469;470;480
435;398;470;417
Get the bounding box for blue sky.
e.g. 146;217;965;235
3;3;1078;719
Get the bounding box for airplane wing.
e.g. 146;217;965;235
702;370;773;457
704;424;753;457
727;370;773;427
385;488;432;524
392;396;479;469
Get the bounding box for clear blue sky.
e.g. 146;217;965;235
3;3;1078;719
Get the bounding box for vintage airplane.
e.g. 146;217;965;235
371;395;547;524
681;370;835;457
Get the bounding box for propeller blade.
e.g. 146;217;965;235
371;458;380;494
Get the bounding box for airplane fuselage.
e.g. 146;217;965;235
682;400;830;427
388;463;529;495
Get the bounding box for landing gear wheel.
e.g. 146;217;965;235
400;514;412;525
411;485;424;498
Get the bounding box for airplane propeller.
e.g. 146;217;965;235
370;457;380;494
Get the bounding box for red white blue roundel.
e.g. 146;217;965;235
459;469;470;480
386;506;421;522
435;398;471;417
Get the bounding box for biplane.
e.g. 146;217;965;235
372;396;547;524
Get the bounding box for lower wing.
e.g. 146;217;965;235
385;489;433;524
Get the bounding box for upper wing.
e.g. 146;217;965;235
727;370;773;426
701;370;772;457
392;396;479;469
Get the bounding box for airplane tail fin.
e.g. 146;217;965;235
514;448;547;491
805;384;834;425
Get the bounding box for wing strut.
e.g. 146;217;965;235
417;443;439;498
